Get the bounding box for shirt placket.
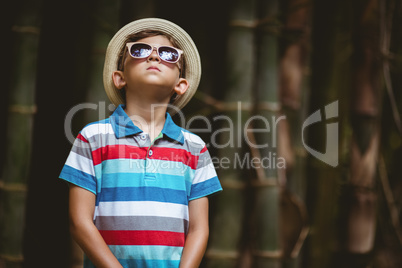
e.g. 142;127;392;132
139;133;161;180
138;133;151;177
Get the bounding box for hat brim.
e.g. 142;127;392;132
103;18;201;115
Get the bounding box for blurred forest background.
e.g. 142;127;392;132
0;0;402;267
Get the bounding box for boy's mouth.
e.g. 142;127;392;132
147;66;161;72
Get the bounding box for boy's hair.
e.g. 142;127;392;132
116;30;186;104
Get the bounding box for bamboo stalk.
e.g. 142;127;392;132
278;1;311;267
374;2;402;265
378;155;402;246
82;0;120;124
305;0;351;267
337;1;383;266
250;0;281;267
0;1;43;267
205;0;256;267
278;0;311;197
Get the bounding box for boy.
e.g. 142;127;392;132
59;18;222;268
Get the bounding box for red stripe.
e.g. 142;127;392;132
92;145;147;166
200;146;208;154
99;230;185;246
150;147;198;169
91;145;200;168
77;133;88;143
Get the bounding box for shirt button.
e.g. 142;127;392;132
140;134;147;140
148;150;153;156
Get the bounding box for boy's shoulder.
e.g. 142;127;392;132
79;118;112;139
180;128;207;150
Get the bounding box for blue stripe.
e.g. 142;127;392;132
118;259;180;268
101;173;191;192
101;159;195;177
109;245;182;260
83;245;182;267
101;159;145;174
84;245;183;268
100;186;188;204
189;176;223;200
59;165;96;194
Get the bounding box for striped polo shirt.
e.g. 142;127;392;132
59;104;222;268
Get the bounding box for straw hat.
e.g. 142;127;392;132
103;18;201;114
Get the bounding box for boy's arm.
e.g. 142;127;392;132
179;197;209;268
69;184;123;268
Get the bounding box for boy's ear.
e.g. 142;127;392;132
112;71;126;89
173;78;189;96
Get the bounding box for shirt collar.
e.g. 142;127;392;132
162;113;184;144
110;105;142;138
110;104;184;144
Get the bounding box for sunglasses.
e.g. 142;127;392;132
126;42;183;64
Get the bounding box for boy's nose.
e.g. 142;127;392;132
147;47;160;62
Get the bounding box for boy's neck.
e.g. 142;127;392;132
124;98;168;141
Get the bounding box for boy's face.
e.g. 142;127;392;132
114;35;188;104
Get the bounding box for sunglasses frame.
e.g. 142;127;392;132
126;42;183;64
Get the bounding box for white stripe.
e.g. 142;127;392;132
65;151;95;176
83;122;114;138
93;206;98;220
96;201;189;220
193;163;217;184
182;131;205;146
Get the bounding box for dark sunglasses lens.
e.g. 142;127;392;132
158;46;180;62
130;43;152;58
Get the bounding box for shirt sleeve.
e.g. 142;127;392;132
189;145;222;200
59;131;97;194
